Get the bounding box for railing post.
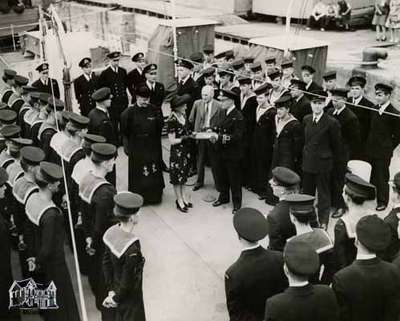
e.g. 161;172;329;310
10;24;16;51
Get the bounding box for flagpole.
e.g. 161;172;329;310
171;0;178;76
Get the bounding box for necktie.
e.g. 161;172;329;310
313;117;317;125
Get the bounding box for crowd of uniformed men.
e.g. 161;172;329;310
0;43;400;321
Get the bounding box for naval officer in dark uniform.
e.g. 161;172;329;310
301;65;322;98
332;215;400;321
347;75;373;160
127;52;146;102
289;79;312;123
211;89;244;214
265;240;339;321
99;51;128;143
31;63;60;99
327;88;360;218
225;208;287;321
302;91;341;228
366;83;400;211
103;192;146;321
74;57;99;117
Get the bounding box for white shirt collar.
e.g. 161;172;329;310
378;100;390;115
313;113;323;123
226;105;236;116
180;75;191;85
356;253;377;260
146;80;155;90
96;105;109;115
353;95;362;105
333;105;346;116
242;243;260;252
289;280;309;287
83;73;91;81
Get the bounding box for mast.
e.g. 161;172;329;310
171;0;178;76
284;0;296;55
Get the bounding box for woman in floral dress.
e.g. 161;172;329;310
167;94;193;213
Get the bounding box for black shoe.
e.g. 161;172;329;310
184;201;193;208
176;200;188;213
193;183;203;191
212;200;229;207
232;206;240;214
376;204;387;211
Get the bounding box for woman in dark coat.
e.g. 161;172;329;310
103;192;146;321
120;86;164;205
167;94;193;213
250;83;277;203
271;95;303;174
25;161;80;321
0;168;20;321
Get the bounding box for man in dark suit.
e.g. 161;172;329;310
211;89;244;214
289;79;312;122
347;75;373;160
265;239;339;321
367;83;400;211
327;88;360;218
302;91;341;228
142;63;165;110
73;57;99;117
189;85;222;191
225;208;288;321
127;52;146;102
267;167;301;252
301;65;322;99
99;51;128;144
332;215;400;321
31;62;60;99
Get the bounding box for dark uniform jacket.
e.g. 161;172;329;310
302;113;341;174
73;73;99;116
99;66;128;115
177;76;199;117
290;95;312;123
383;207;400;262
267;200;296;251
265;284;339;321
31;78;60;99
127;67;146;99
332;257;400;321
272;116;303;172
88;107;118;146
305;81;322;96
214;108;245;161
145;81;165;109
327;107;360;162
347;96;373;159
366;103;400;160
239;94;257;139
225;246;288;321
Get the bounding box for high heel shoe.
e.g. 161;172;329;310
184;201;193;208
176;200;188;213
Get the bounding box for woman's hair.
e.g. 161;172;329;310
344;187;366;205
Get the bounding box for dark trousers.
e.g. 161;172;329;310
303;170;331;226
196;141;219;189
307;15;335;29
331;161;347;210
370;157;391;206
216;157;242;208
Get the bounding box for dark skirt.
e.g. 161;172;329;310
169;142;191;185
